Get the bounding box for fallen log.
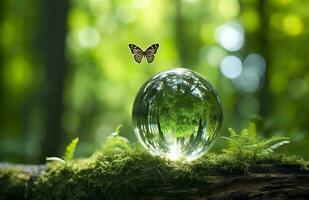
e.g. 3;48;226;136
1;163;308;199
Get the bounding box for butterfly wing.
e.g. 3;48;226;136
145;43;159;63
129;44;144;63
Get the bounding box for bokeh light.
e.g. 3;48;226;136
270;73;288;94
282;14;303;35
215;22;245;51
78;27;101;48
243;53;266;77
232;65;260;92
218;0;240;18
288;79;308;98
240;9;260;32
220;55;243;79
116;5;137;23
199;46;227;67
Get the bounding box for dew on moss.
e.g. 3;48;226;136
132;68;223;161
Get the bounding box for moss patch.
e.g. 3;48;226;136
29;147;307;200
0;167;32;199
0;124;308;199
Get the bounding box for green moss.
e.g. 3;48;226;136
29;134;307;199
1;124;308;199
0;167;32;200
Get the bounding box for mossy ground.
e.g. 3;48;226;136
1;135;308;200
0;167;31;199
1;123;309;199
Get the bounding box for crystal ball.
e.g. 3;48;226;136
132;68;223;161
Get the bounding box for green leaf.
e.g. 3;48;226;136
247;122;257;143
222;122;291;157
63;137;79;161
220;136;232;140
259;136;290;154
112;124;123;136
228;128;237;138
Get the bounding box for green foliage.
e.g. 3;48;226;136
63;137;79;161
30;131;307;199
1;125;308;199
222;123;290;158
101;125;131;154
46;137;79;164
1;0;309;163
114;124;123;136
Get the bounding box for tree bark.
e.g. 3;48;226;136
257;0;271;118
37;0;70;161
174;0;186;66
140;164;309;199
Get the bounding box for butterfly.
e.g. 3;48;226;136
128;43;159;63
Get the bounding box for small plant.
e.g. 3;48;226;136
222;122;290;157
101;125;131;153
46;137;79;164
63;137;79;160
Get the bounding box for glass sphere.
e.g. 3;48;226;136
132;68;223;161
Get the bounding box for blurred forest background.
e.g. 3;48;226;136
0;0;309;163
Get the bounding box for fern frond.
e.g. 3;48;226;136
258;136;290;154
222;123;290;157
220;136;231;140
239;128;249;148
247;122;257;143
102;125;131;153
223;128;239;154
228;128;237;138
63;137;79;161
112;124;123;136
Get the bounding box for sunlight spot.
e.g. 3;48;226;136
270;73;288;94
288;79;308;99
243;53;266;77
183;0;199;3
282;14;303;35
215;22;244;51
200;24;216;43
117;5;136;23
199;46;227;67
218;0;240;18
232;66;260;92
78;27;100;48
4;56;33;90
167;143;181;161
241;9;260;32
275;0;294;5
220;56;242;79
133;0;150;9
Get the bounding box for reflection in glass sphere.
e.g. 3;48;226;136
132;68;223;161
